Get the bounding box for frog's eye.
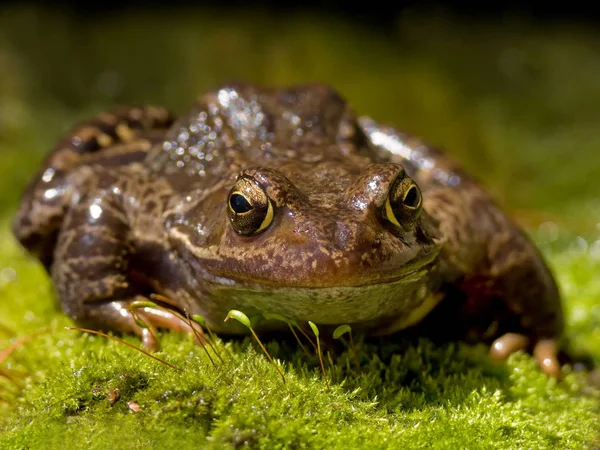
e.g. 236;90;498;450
227;178;274;236
383;174;422;228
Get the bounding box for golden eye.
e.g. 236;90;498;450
227;178;274;236
384;175;422;228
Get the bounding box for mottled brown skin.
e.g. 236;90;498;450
13;83;563;375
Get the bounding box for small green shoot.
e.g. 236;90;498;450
191;314;218;344
182;310;220;365
131;294;223;365
184;311;216;366
191;314;206;327
295;324;318;352
149;294;220;363
332;325;351;340
225;310;286;384
308;321;329;389
127;299;160;345
127;299;159;310
225;310;251;327
260;314;317;351
191;313;233;362
333;324;359;370
66;327;183;373
262;312;310;356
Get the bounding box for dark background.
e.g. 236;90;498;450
1;0;600;231
1;0;599;27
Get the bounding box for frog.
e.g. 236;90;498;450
12;83;564;376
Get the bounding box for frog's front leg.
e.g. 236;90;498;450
52;181;203;350
435;191;565;377
482;235;564;377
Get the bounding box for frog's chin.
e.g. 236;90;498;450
201;259;441;330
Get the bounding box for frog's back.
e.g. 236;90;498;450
145;83;380;190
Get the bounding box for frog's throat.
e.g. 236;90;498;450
203;262;440;328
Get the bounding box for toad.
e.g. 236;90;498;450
13;83;563;376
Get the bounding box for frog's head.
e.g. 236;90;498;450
167;159;442;330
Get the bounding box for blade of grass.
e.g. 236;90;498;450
308;321;329;389
66;327;183;373
182;309;217;366
0;327;52;364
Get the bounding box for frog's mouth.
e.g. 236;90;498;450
176;242;440;292
196;249;441;331
169;223;441;329
209;255;436;289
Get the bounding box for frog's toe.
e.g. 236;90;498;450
489;332;529;360
139;327;160;352
80;298;206;352
532;338;561;378
79;300;161;351
133;304;206;345
489;333;561;378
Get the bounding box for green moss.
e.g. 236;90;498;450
1;237;599;449
0;6;599;449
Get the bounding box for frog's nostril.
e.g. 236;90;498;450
333;221;381;253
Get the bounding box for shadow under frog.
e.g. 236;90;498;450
12;82;564;378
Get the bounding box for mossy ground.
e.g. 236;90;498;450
0;6;599;449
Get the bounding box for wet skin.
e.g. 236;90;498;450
13;83;564;376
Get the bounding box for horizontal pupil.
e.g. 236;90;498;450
230;194;253;213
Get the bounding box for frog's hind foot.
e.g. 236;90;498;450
532;338;561;378
489;332;529;360
489;332;561;378
80;298;206;352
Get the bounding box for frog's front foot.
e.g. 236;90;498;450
50;182;205;352
82;298;206;351
489;332;560;378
